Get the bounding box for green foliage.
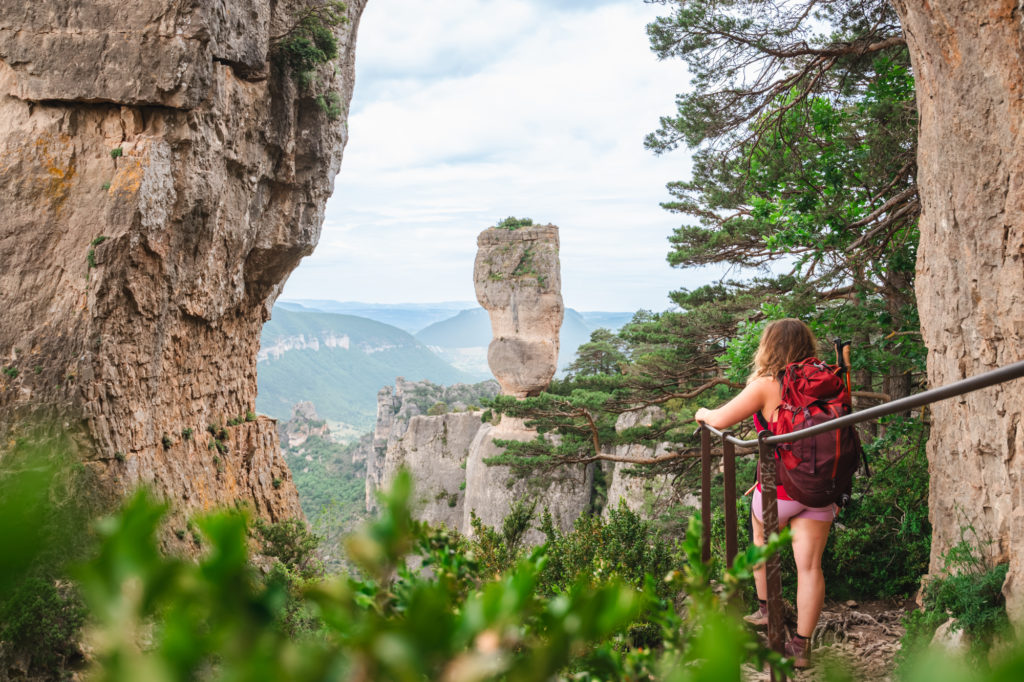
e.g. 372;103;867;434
252;518;324;580
101;181;111;191
114;450;126;462
426;401;448;416
564;327;629;379
315;91;343;120
285;435;367;572
181;427;193;441
900;531;1011;670
0;577;86;675
161;432;173;449
2;365;17;379
538;502;674;597
273;1;348;119
109;147;122;160
495;216;534;230
0;431;102;675
246;410;258;422
272;477;283;489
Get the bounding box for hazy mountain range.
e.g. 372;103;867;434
257;301;634;433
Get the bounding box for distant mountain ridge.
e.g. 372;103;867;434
279;300;477;334
256;307;476;430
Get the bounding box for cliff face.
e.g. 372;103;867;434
603;408;696;519
891;1;1024;623
364;378;500;511
0;0;367;522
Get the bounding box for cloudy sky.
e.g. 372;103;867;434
280;0;724;312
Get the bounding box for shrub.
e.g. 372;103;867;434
161;433;173;450
0;578;86;675
426;401;448;416
181;427;193;441
245;411;257;422
109;147;122;160
495;216;534;230
272;477;283;489
2;366;17;379
252;518;323;580
538;501;675;597
900;531;1011;669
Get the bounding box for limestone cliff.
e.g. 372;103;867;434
603;408;696;519
0;0;367;524
891;1;1024;624
278;401;331;449
364;378;500;512
462;223;592;543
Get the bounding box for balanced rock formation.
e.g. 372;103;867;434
0;1;367;523
474;224;564;397
463;223;591;543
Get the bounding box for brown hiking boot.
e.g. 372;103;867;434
784;636;811;668
743;604;768;627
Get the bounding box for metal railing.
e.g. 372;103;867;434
697;358;1024;681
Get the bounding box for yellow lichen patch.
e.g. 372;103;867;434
110;156;147;195
32;133;77;214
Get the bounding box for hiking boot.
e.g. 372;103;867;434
784;636;811;668
743;604;768;627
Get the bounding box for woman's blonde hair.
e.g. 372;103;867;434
747;318;818;383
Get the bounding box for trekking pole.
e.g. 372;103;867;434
833;338;852;394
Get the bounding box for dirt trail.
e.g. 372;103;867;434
745;600;910;681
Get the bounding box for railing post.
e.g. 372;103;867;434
700;425;712;564
759;430;786;682
722;431;737;568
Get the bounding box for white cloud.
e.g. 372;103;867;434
282;0;724;311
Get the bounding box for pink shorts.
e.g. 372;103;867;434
752;488;835;526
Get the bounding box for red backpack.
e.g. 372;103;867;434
770;358;865;507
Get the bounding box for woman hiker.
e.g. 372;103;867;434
695;318;836;668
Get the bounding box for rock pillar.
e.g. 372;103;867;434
464;223;591;542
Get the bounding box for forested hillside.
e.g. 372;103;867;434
256;307;474;429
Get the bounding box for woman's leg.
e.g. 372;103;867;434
789;515;832;637
751;511;767;600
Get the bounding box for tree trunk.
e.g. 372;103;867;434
891;0;1024;625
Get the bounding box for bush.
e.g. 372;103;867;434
426;401;448;416
900;531;1011;670
495;216;534;230
0;578;86;675
538;501;674;597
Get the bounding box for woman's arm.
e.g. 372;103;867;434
694;377;773;430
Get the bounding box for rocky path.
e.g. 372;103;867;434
745;600;910;681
